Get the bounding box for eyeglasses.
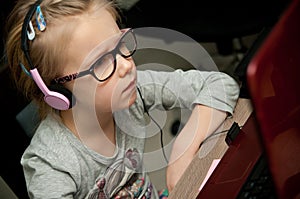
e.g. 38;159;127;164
53;28;137;84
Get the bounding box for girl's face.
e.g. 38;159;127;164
62;8;137;113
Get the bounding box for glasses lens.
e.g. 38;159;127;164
93;53;115;81
119;31;136;57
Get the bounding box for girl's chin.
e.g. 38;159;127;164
128;89;137;106
112;89;137;111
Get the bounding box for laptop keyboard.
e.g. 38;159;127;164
237;155;278;199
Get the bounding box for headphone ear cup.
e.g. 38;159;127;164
48;84;76;109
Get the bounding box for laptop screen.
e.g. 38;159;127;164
246;0;300;198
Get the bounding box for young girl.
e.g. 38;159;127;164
5;0;240;198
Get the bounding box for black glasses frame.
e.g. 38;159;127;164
53;28;137;84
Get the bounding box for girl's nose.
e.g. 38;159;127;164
117;55;134;77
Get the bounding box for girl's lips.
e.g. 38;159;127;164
123;79;136;93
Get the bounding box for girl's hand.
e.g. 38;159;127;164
166;150;195;193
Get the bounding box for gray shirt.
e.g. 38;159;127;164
21;69;240;199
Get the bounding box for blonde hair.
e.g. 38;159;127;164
5;0;121;119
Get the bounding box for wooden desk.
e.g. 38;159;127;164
168;98;253;199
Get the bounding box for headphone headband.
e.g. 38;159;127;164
19;0;74;110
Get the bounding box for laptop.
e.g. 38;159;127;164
196;0;300;198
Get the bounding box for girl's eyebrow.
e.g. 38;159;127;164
79;33;121;69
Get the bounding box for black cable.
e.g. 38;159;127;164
137;86;169;164
201;123;243;147
136;87;244;163
147;111;169;164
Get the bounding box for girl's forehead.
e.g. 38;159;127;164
62;8;120;72
71;9;119;46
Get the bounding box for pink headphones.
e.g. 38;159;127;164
20;0;75;110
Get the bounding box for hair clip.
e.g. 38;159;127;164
27;21;36;40
36;5;46;31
